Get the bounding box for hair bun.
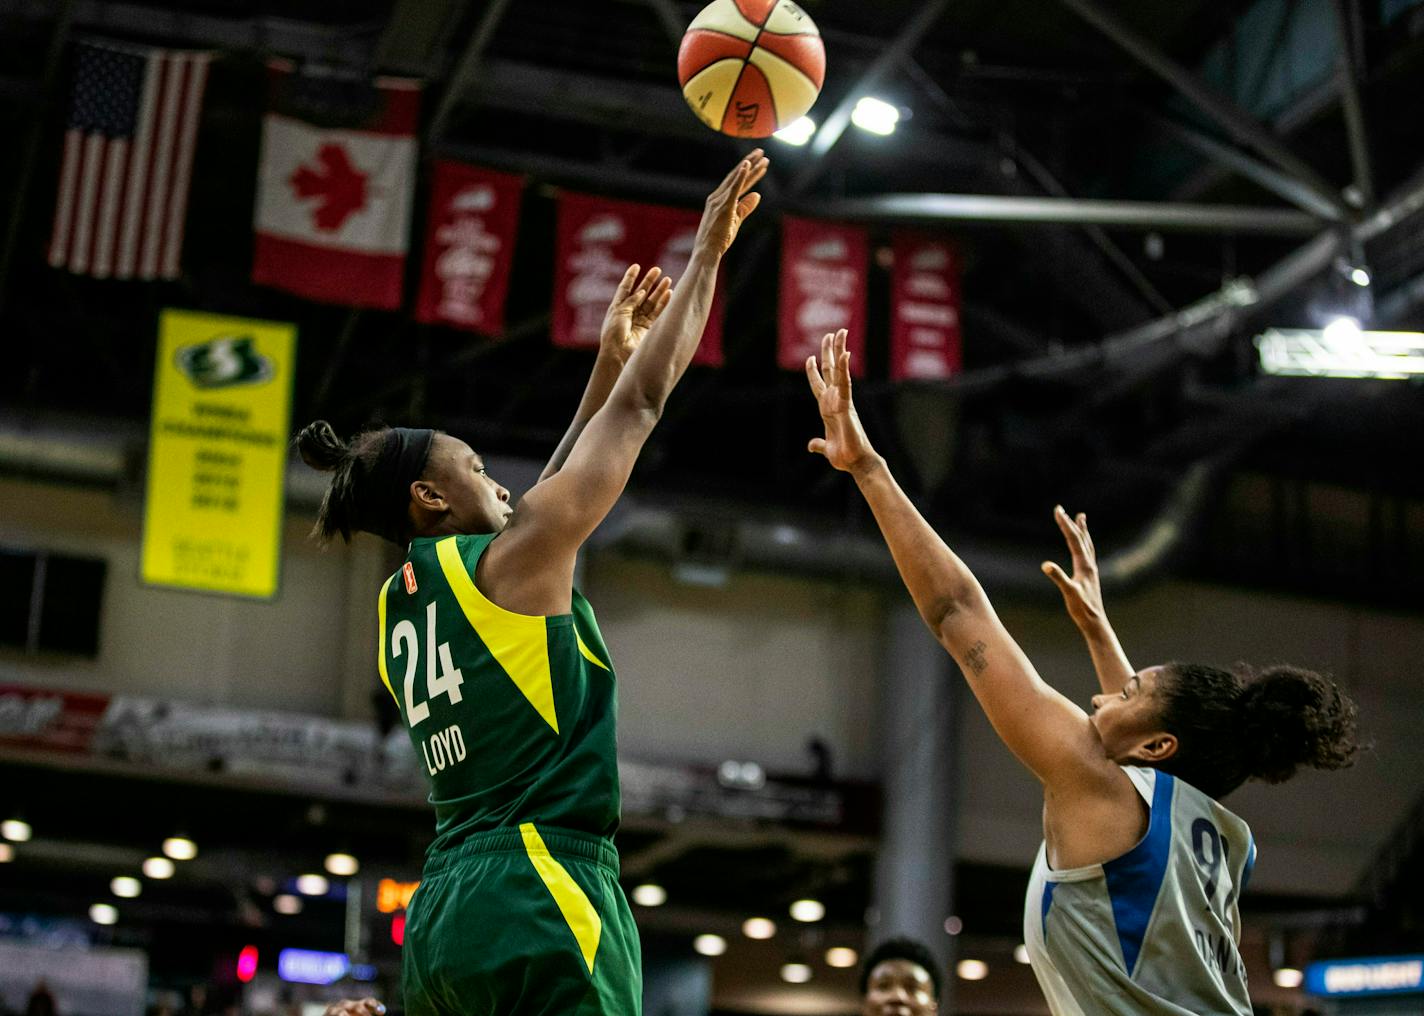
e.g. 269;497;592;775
296;420;348;472
1238;666;1358;783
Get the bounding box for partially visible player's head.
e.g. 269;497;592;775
1089;663;1359;799
859;937;940;1016
297;421;510;546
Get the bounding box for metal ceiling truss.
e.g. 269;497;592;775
1329;0;1375;207
1055;0;1352;219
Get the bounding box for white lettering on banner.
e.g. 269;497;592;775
565;217;629;345
0;695;64;736
1324;961;1424;993
432;196;503;325
898;302;959;327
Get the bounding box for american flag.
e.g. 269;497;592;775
48;40;211;280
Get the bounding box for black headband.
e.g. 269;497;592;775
361;427;435;545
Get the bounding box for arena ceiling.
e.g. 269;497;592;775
1;1;1422;562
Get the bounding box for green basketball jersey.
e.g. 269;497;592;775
377;534;621;852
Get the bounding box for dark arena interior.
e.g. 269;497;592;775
1;0;1423;1014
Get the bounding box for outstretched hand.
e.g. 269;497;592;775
601;264;673;365
1042;506;1106;629
694;149;770;257
805;329;878;474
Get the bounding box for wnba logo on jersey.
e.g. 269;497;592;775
402;562;417;594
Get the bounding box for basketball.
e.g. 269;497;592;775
678;0;825;138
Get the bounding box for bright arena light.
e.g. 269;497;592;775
851;97;900;136
789;899;825;923
274;894;303;915
2;820;32;842
694;934;728;957
1350;267;1372;287
631;884;667;907
780;962;813;984
143;857;175;880
1014;944;1031;965
324;853;359;877
296;873;330;896
773;116;816;146
742;917;777;940
957;959;989;981
89;903;118;926
825;947;858;968
111;877;142;899
1274;967;1304;988
1256;326;1424;379
1323;316;1362;342
163;837;198;860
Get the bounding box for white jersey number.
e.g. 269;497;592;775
392;601;466;727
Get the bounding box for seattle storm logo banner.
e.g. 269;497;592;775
175;334;274;389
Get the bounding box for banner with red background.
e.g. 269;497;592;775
777;216;868;376
553;192;724;366
890;232;963;381
414;162;524;335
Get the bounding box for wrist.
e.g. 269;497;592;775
848;451;887;482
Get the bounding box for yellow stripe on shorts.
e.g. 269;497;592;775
520;822;602;976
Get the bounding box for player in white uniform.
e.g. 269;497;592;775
803;329;1360;1016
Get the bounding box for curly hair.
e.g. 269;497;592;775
1152;662;1360;799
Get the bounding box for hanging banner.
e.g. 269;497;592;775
252;62;419;308
890;233;962;381
414;162;524;335
553;192;724;366
141;309;297;599
777;216;867;376
0;685;110;754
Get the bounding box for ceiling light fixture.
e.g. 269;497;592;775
851;97;900;136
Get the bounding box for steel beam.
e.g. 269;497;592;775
375;0;470;75
438;143;715;202
1055;0;1349;219
792;0;953;193
0;0;74;321
1149;112;1346;221
1331;0;1374;207
428;0;513;142
817;193;1322;235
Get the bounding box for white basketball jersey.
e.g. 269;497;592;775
1024;767;1256;1016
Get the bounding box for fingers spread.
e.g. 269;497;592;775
808;437;827;456
1041;561;1070;590
805;355;826;395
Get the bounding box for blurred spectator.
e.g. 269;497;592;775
859;937;940;1016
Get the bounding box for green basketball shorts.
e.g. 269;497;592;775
401;823;641;1016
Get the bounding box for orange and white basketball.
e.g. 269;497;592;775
678;0;825;138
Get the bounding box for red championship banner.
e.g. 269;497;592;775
777;216;868;376
890;233;963;381
414;162;524;335
553;193;724;366
252;62;420;308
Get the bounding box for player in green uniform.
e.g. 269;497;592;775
297;150;769;1015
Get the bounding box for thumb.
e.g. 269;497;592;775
808;437;827;457
1041;561;1072;593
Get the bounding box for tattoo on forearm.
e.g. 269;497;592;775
965;640;989;676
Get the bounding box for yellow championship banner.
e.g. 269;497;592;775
141;309;297;598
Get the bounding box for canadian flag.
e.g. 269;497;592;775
252;62;419;308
